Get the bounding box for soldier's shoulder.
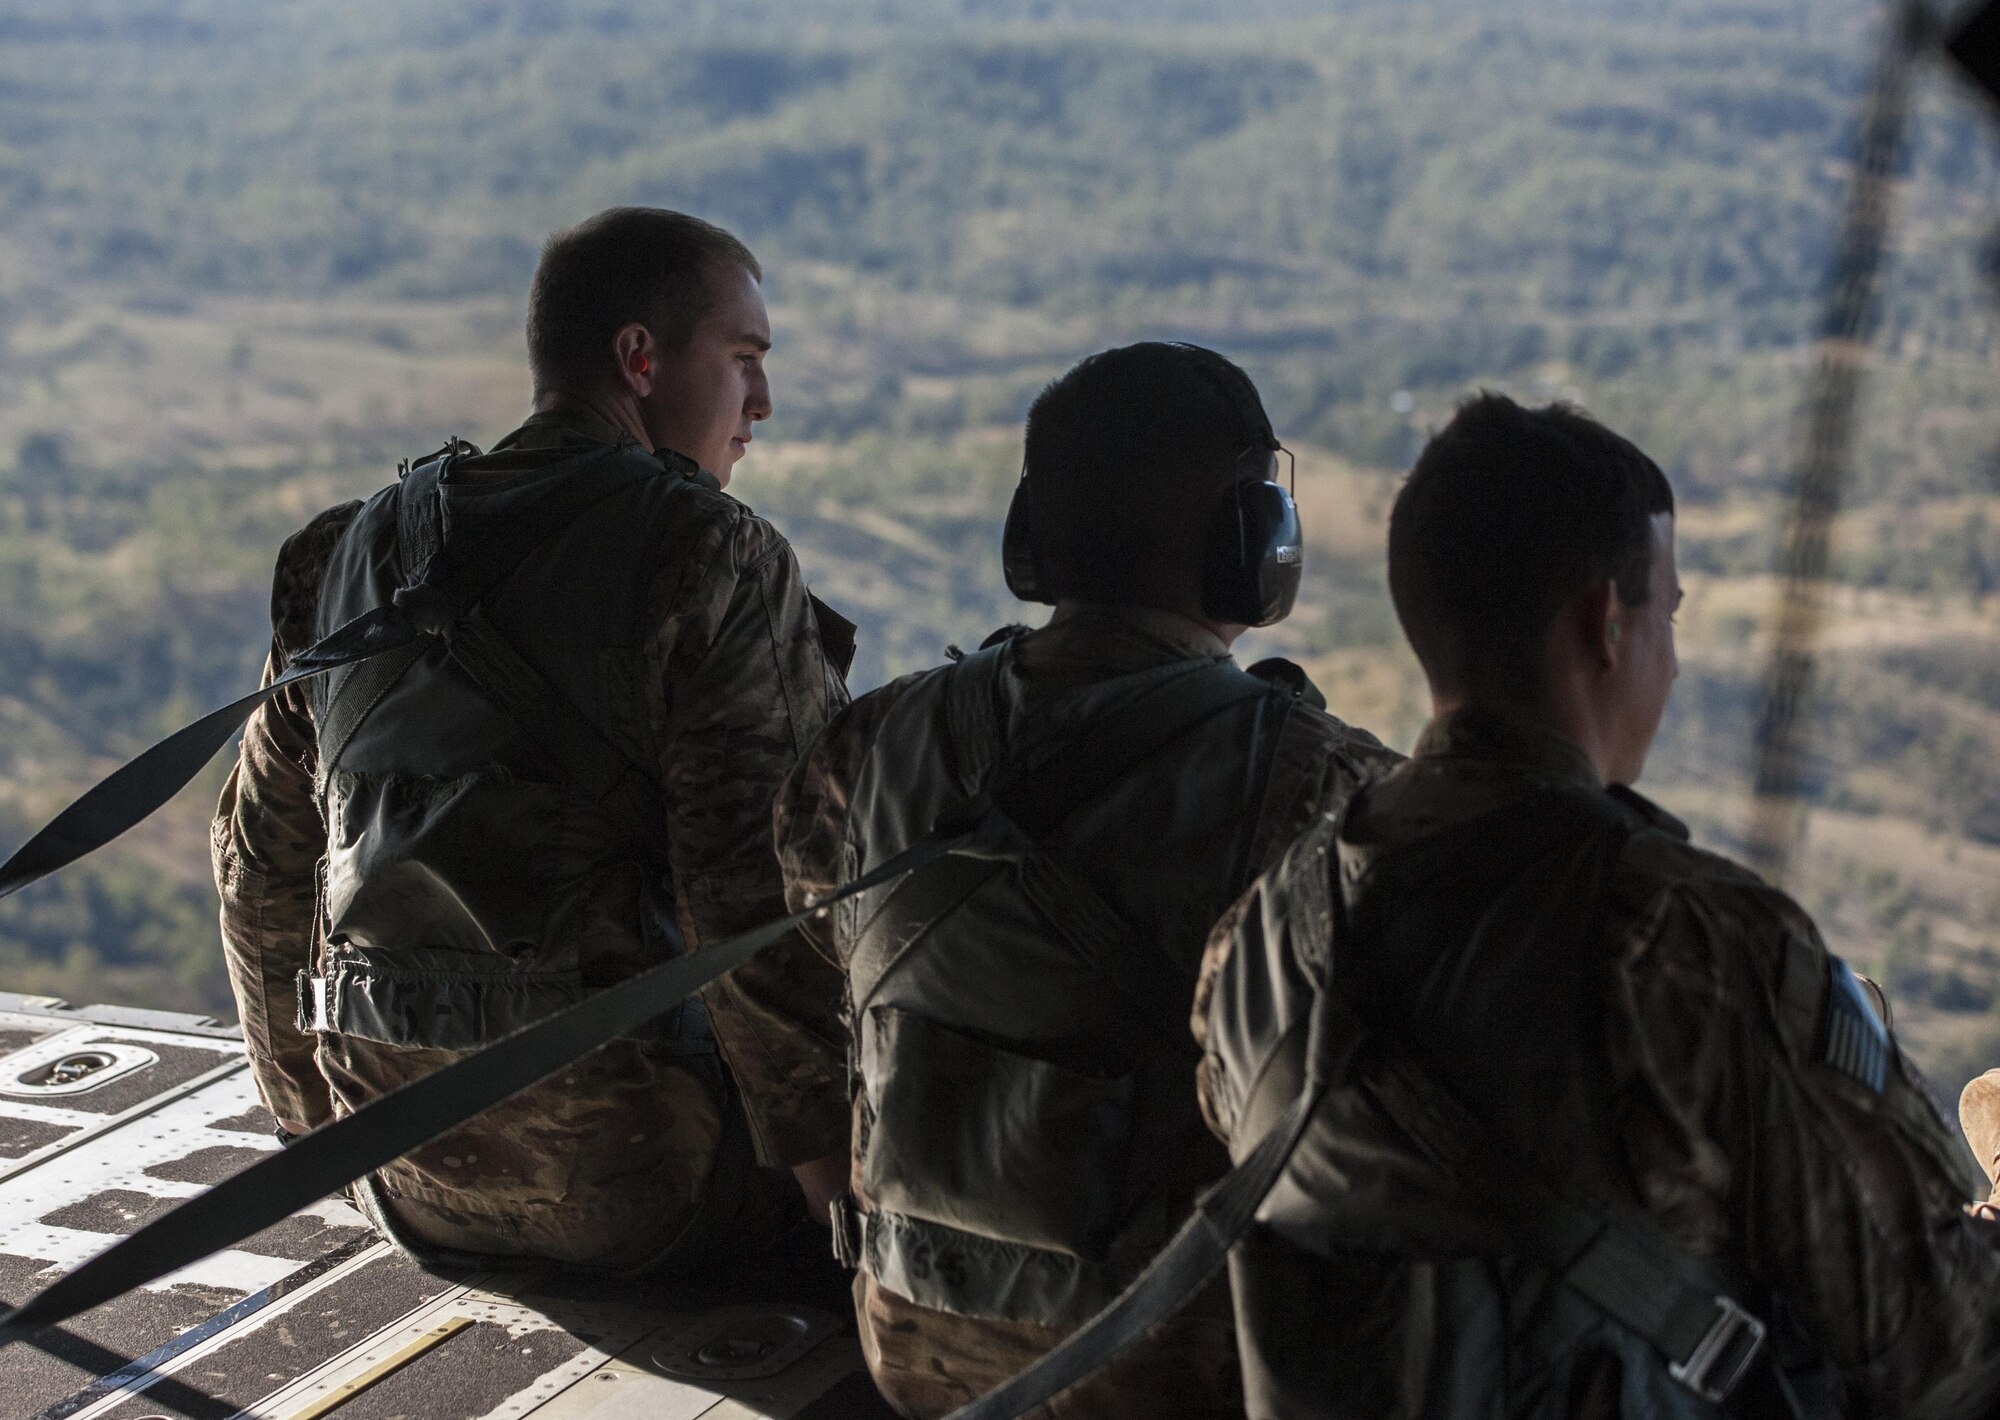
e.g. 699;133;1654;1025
277;499;366;570
269;500;366;651
1608;789;1779;902
632;484;808;636
1246;657;1402;774
671;483;798;569
804;660;947;756
1606;792;1820;978
1304;704;1402;779
831;661;936;719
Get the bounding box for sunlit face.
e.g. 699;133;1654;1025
1607;512;1681;785
643;260;771;486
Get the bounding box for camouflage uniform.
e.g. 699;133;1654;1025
777;605;1396;1419
1196;709;2000;1418
212;408;851;1269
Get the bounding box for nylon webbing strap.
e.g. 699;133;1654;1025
446;611;642;803
942;1033;1334;1420
0;827;970;1350
0;650;1266;1354
1360;1049;1773;1403
848;654;1269;1019
0;444;661;904
992;659;1267;839
0;603;416;901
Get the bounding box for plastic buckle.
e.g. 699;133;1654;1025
1669;1295;1767;1403
392;583;457;639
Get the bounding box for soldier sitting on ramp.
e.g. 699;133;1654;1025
775;341;1395;1418
1196;393;2000;1418
211;207;854;1273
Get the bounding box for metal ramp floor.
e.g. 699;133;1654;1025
0;993;895;1420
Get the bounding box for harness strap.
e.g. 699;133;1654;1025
1012;847;1205;1058
444;609;640;804
848;653;1270;1024
942;1010;1345;1420
319;444;668;805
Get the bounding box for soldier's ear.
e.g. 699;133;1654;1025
613;324;656;397
1576;578;1623;670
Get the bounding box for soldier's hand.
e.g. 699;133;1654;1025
792;1152;847;1225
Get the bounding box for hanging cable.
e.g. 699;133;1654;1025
1744;0;1936;883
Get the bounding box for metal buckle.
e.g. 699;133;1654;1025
828;1195;863;1270
1668;1295;1767;1402
294;973;332;1034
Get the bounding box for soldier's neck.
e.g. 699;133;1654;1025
1429;684;1616;785
532;388;650;450
1051;600;1244;651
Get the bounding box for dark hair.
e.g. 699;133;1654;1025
526;207;760;392
1387;392;1674;697
1021;342;1270;607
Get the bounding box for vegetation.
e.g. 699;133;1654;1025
2;0;2000;1095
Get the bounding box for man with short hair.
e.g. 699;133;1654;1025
1196;393;2000;1417
776;342;1394;1417
213;207;852;1271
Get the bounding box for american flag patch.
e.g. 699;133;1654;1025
1818;957;1889;1094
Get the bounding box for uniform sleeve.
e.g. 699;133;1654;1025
1244;711;1398;882
1192;885;1261;1145
773;684;912;963
1614;877;2000;1414
211;506;358;1133
1199;710;1394;1146
644;509;851;1168
1193;811;1341;1150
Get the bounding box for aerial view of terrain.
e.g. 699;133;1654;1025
0;0;1998;1097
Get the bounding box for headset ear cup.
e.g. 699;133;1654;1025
1002;479;1053;605
1201;480;1303;627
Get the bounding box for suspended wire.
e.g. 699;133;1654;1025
1743;0;1937;884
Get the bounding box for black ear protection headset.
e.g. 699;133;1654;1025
1002;343;1304;626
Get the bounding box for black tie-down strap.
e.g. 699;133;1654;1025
941;1012;1348;1420
0;827;970;1351
0;603;418;901
0;443;658;903
0;656;1272;1356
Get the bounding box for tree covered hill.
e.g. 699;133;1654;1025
2;0;2000;1092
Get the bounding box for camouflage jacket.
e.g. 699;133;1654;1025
1196;709;2000;1419
211;409;852;1266
776;605;1397;1419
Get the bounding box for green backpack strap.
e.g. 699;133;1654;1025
318;443;669;806
847;653;1270;1022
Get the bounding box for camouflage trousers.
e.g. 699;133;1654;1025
854;1272;1245;1420
330;1039;802;1276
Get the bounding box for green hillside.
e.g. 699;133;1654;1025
2;0;2000;1096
